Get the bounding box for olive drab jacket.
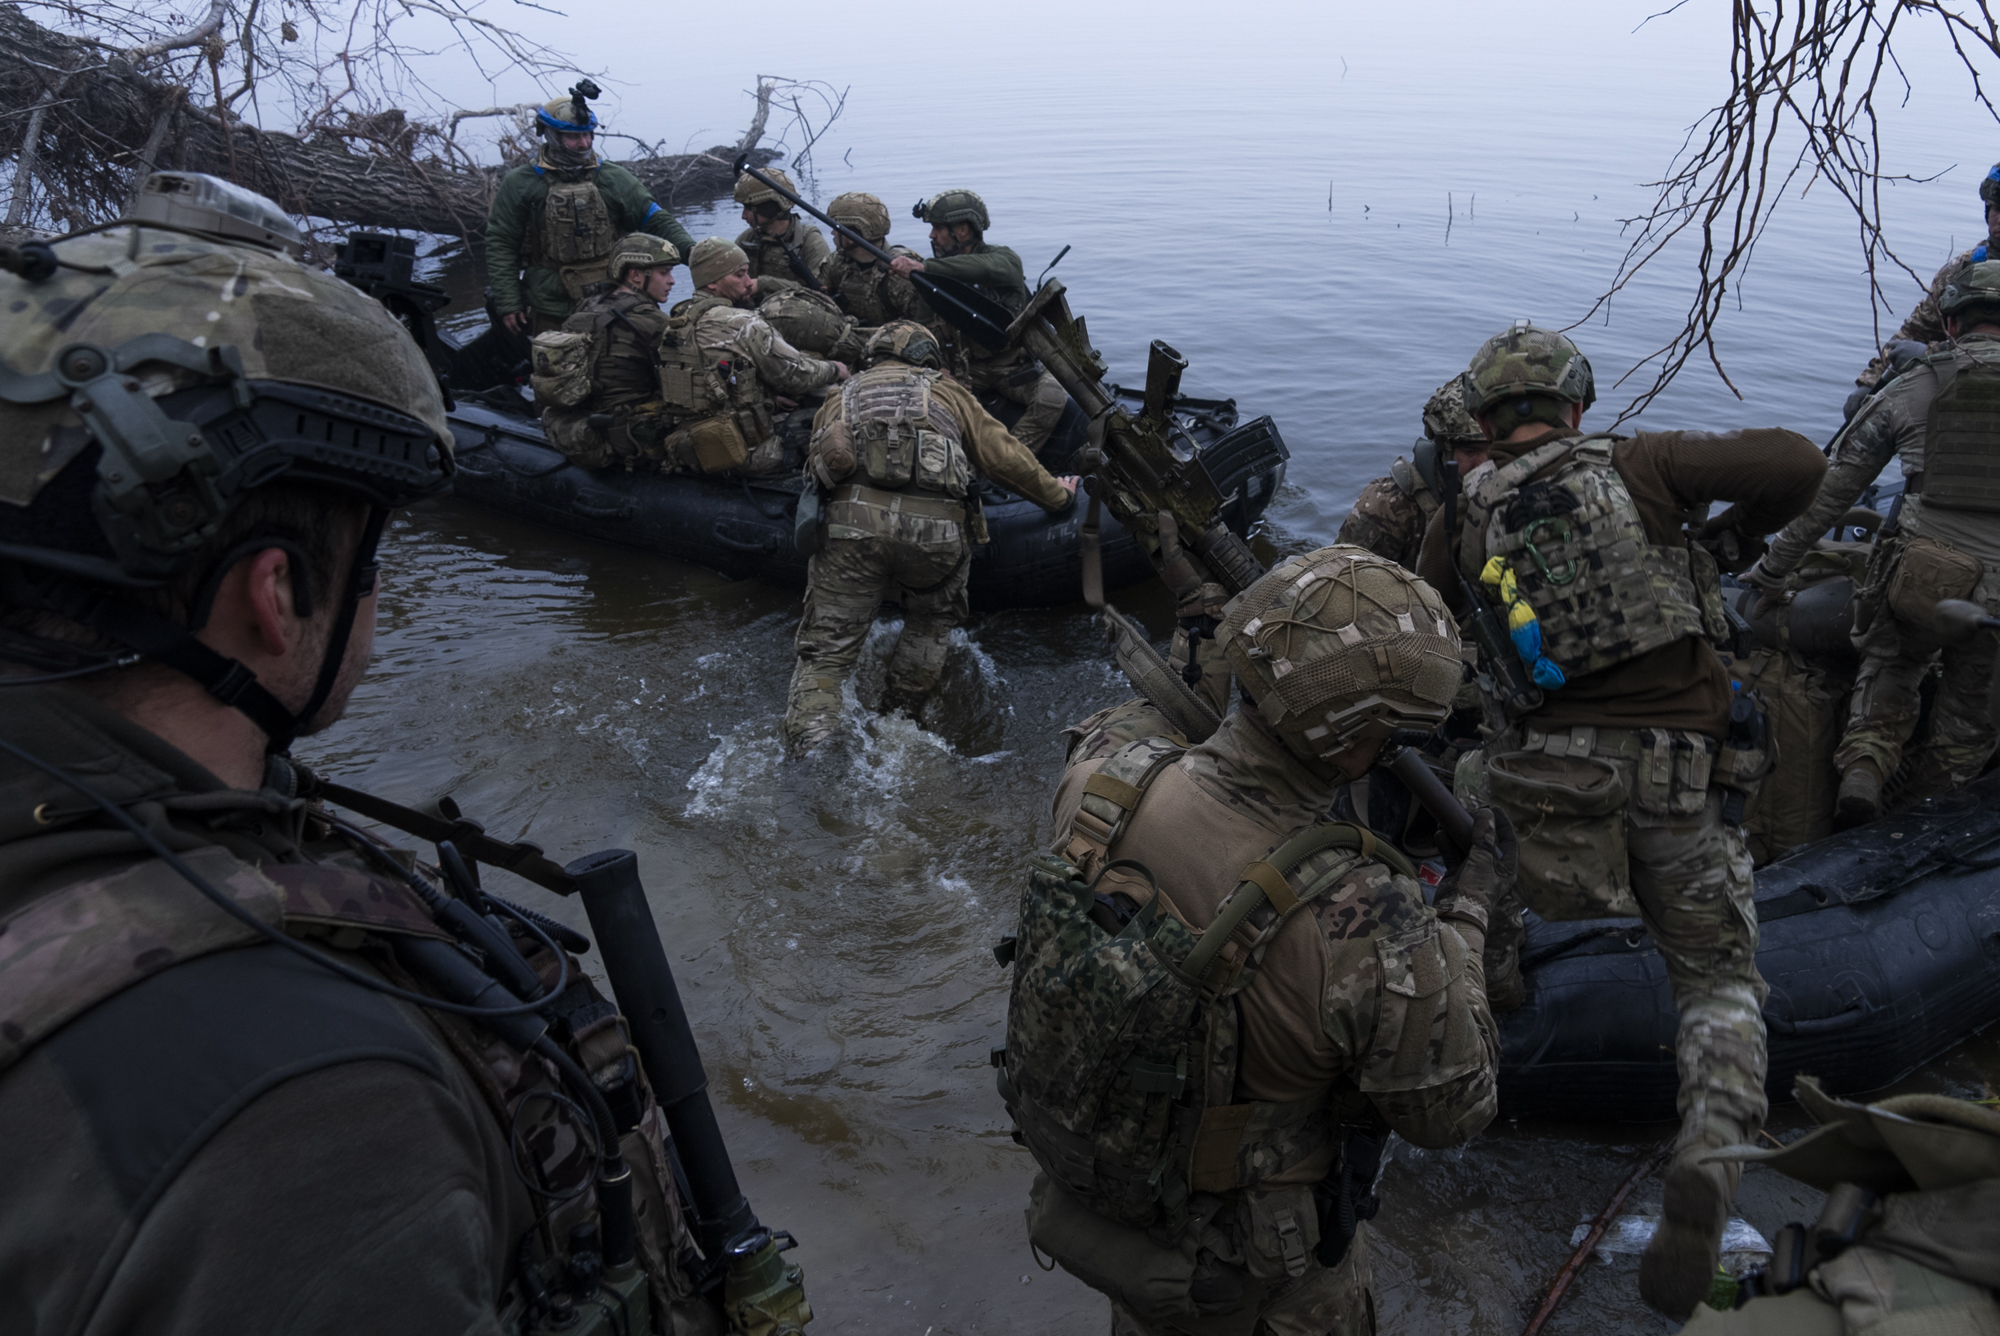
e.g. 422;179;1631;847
733;219;831;299
486;160;693;322
0;686;704;1334
917;242;1036;373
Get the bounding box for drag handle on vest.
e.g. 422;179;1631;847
731;154;1008;350
1439;459;1545;717
1381;743;1473;865
567;850;764;1278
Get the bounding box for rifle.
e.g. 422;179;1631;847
731;156;1010;351
1438;458;1544;717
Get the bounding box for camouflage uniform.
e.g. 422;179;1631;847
821;246;938;329
784;336;1072;745
1337;378;1480;570
734;219;832;299
677;294;843;475
542;283;674;469
1033;687;1497;1335
1855;244;1996;388
1763;330;2000;802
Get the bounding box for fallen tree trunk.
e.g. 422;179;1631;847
0;3;773;239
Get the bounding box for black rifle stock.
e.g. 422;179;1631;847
1438;459;1544;717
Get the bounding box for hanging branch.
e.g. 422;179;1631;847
1577;0;2000;424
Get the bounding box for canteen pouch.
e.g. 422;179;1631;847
1486;750;1635;920
688;414;750;474
529;330;596;407
1886;534;1982;636
1026;1174;1199;1323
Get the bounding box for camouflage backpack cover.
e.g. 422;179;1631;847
996;739;1414;1238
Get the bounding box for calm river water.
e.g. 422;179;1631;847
300;4;1999;1330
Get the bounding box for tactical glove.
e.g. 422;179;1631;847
1434;806;1516;938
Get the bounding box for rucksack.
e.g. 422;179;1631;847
529;329;597;408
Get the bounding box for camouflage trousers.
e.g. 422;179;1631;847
784;501;969;746
1028;1175;1374;1336
1467;724;1769;1147
963;358;1068;454
1836;571;2000;802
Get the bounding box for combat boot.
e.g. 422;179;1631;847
1834;758;1884;830
1483;935;1527;1014
1639;1131;1743;1319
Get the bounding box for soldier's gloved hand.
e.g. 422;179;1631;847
1435;807;1516;936
1886;339;1929;373
1696;506;1769;574
1740;555;1790;618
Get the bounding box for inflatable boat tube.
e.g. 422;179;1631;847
1496;768;2000;1121
444;395;1288;610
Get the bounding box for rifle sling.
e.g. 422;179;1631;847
309;779;579;896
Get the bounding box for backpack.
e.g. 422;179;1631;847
529;329;597;407
995;740;1412;1238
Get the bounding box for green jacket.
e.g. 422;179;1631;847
921;242;1029;314
485;161;694;319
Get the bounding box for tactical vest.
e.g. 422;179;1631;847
1462;434;1708;679
1919;346;2000;513
658;296;774;474
539;176;617;304
843;363;970;497
0;826;684;1333
997;739;1411;1239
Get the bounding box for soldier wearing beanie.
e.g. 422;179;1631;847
485;87;692;335
662;237;848;476
732;166;831;300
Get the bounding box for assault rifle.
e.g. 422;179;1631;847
1438;458;1544;717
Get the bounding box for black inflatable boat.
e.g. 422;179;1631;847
1495;769;2000;1121
444;389;1289;610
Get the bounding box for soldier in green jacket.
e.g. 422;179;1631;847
890;188;1070;455
486;92;694;335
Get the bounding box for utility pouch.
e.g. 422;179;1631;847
1242;1186;1321;1282
806;417;856;489
1025;1173;1199;1323
555;262;609;306
734;402;775;450
1852;532;1901;636
688;414;750;474
1887;534;1983;636
529;330;596;407
1630;729;1715;819
1486;749;1635;920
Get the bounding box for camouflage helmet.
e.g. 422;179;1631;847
1980;162;2000;209
535;96;598;135
864;320;943;371
689;237;748;288
1940;260;2000;319
1463;322;1597;417
608;233;679;281
734;167;799;210
1421;374;1485;446
913;189;989;232
1219;546;1462;763
829;191;891;242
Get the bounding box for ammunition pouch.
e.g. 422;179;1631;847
688;413;752;475
1886;534;1984;637
1486;740;1636;920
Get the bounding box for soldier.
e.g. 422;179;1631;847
1853;162;2000;392
0;173;717;1330
486;88;693;335
533;232;681;470
733;166;831;298
670;237;850;476
1418;324;1826;1320
889;189;1070;454
1002;547;1505;1336
786;322;1075;751
1337;376;1486;570
1748;262;2000;828
817;192;942;333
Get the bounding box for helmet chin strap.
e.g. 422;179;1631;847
69;507;388;755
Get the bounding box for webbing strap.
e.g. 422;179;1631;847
1081;771;1143;811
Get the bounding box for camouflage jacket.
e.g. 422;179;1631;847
1336;459;1438;570
818;246;941;330
1856;242;1998;388
810;373;1073;511
0;687;697;1333
1772;331;2000;576
485;161;693;320
1048;704;1499;1184
567;284;670;413
681;300;843;408
734;219;831;298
